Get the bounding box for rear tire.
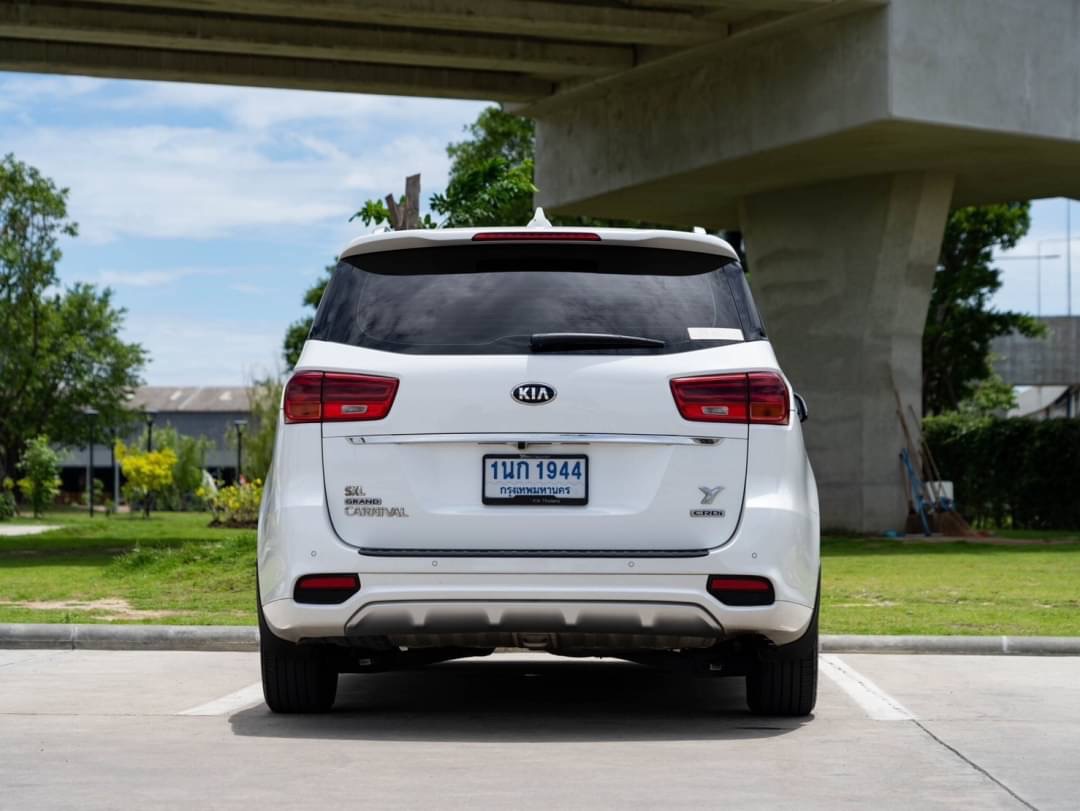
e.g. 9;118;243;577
258;591;338;714
745;576;819;717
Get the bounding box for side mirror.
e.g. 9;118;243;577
794;392;809;423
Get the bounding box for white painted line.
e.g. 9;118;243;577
820;654;915;721
177;682;264;716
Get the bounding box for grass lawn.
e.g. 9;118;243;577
1;512;1078;634
0;511;255;625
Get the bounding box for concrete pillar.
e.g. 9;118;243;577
739;173;955;533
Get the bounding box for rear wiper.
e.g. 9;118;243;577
530;332;666;352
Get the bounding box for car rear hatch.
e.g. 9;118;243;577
302;236;773;556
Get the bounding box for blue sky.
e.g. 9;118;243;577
0;72;1075;385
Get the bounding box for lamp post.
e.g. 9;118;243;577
82;407;98;518
144;409;157;518
233;419;248;484
111;428;120;511
144;409;157;452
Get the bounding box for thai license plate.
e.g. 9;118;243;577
482;454;588;506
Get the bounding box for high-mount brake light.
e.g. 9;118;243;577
707;575;775;606
471;231;601;242
294;573;360;604
670;372;789;425
284;371;398;424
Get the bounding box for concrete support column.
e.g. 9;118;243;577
739;173;955;533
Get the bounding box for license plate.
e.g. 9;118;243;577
482;454;588;506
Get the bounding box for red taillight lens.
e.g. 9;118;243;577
670;374;748;423
670;372;789;425
707;575;775;606
748;372;790;425
471;231;601;241
322;372;398;421
294;573;360;604
283;371;323;423
284;371;399;424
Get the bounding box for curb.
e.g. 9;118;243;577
821;634;1080;656
1;625;1078;655
0;624;258;652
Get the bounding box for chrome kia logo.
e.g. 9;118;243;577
512;383;556;405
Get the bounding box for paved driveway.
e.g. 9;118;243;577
0;650;1076;810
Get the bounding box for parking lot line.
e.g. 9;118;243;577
177;682;264;716
820;654;915;721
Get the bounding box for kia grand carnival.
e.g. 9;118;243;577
257;220;820;716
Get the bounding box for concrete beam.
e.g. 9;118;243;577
70;0;731;46
533;0;1080;226
739;173;955;532
993;318;1079;387
0;38;552;101
0;1;632;79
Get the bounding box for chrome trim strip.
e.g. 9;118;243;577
345;433;723;446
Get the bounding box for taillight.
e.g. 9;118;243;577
747;372;789;425
284;371;398;424
294;573;360;604
670;372;789;425
471;231;601;241
707;575;775;606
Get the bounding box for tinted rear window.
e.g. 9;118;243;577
310;244;764;355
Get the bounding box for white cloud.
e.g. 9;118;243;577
99;267;215;287
124;313;283;386
0;77;489;244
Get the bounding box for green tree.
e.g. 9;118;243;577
134;425;214;510
116;442;176;519
0;154;147;478
283;265;333;369
16;435;61;517
923;203;1043;414
228;375;282;481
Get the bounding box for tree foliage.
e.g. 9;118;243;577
923;203;1042;414
282;264;333;369
236;376;282;481
116;442;176;518
16;435;61;517
0;154;146;476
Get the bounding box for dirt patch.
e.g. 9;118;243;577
0;598;182;620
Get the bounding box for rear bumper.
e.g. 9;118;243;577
262;571;814;647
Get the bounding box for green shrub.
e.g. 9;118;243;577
16;435;62;517
0;478;15;520
202;479;263;527
924;415;1080;529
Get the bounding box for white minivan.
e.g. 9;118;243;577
257;222;820;716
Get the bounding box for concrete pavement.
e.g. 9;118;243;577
1;650;1077;810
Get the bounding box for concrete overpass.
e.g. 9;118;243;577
3;0;1080;531
994;318;1080;387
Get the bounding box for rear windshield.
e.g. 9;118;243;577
310;244;765;355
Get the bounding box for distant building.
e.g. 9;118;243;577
1008;386;1079;420
60;386;252;495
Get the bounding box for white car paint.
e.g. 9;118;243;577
258;226;819;651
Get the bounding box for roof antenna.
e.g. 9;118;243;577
693;226;706;234
528;207;552;228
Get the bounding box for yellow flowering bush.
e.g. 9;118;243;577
202;479;263;527
116;441;177;518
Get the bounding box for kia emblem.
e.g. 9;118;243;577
512;383;556;405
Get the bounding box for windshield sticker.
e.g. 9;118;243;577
687;327;743;341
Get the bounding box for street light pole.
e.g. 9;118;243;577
1067;199;1073;317
233;419;248;484
111;429;120;511
144;409;157;518
83;408;98;518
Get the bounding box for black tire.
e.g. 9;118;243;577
258;591;338;714
745;576;819;717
